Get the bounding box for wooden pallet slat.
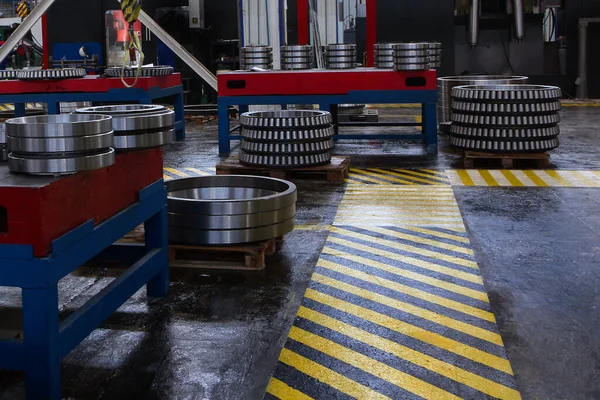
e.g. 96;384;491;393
462;151;550;169
216;155;350;183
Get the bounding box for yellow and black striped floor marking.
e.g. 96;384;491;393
348;168;450;186
266;181;521;399
163;166;215;181
0;103;44;112
447;169;600;188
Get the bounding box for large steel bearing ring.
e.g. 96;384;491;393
6;131;114;153
240;110;333;129
167;175;297;245
5;114;113;138
7;148;115;175
451;84;562;102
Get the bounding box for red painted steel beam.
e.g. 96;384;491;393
42;14;49;69
297;0;309;45
366;0;377;67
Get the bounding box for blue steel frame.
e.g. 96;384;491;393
217;89;438;155
0;180;170;400
0;85;186;141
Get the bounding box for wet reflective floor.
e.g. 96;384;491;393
1;105;600;399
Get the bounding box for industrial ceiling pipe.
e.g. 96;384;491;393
469;0;479;48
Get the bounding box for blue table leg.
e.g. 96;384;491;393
46;102;60;115
23;285;61;400
14;103;26;117
145;206;169;298
422;102;438;155
139;97;152;105
218;99;232;155
174;91;185;141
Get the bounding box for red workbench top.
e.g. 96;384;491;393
218;68;437;96
0;149;163;257
0;73;182;94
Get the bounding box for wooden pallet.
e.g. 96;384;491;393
216;156;350;183
462;151;550;169
119;225;282;270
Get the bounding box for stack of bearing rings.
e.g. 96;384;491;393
374;43;394;69
0;123;6;162
392;43;430;71
449;85;562;152
4;114;115;175
241;46;273;70
281;45;313;70
167;175;297;245
326;44;356;69
75;104;175;150
239;110;335;168
427;42;442;69
437;75;529;131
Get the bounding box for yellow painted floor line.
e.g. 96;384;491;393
500;170;524;186
456;170;475;186
163;167;189;178
377;168;450;182
184;167;212;176
352;168;416;184
266;378;314;400
314;260;496;324
367;168;448;185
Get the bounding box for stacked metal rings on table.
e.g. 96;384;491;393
241;46;273;70
437;75;529;129
167;175;297;245
104;65;174;77
239;110;335;168
75;104;175;150
4;114;115;175
0;123;7;162
0;70;18;80
392;42;430;71
281;45;313;70
374;43;394;69
17;68;86;80
449;84;562;152
427;42;442;68
326;44;356;69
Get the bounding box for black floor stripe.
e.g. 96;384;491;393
300;299;515;384
292;319;501;400
346;176;377;185
338;226;476;261
324;239;483;290
311;267;497;332
263;392;278;400
307;278;505;355
272;361;354;400
369;169;450;185
424;226;470;238
361;170;444;186
384;226;472;247
285;337;420;399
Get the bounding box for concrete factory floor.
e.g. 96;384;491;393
1;105;600;399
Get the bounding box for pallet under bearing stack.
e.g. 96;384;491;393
0;150;169;400
216;68;439;155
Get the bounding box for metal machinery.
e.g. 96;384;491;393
167;175;297;245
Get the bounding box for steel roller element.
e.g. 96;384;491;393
167;175;297;245
449;136;559;152
240;110;333;129
239;151;332;168
452;113;561;127
76;104;175;150
241;139;334;155
241;126;335;143
450;124;560;139
17;68;86;80
451;100;561;115
451;84;562;102
437;75;529;128
104;66;174;77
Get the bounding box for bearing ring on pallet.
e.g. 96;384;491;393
17;68;86;80
451;113;561;127
240;110;333;129
451;84;562;102
241;126;336;142
75;104;175;150
452;100;561;115
167;175;297;245
5;114;115;175
239;151;332;168
450;124;561;139
104;66;174;77
241;139;334;155
449;135;560;152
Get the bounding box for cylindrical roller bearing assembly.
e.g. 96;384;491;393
437;75;529;129
239;110;335;168
241;46;273;70
449;84;562;153
75;104;175;150
326;44;356;69
167;175;297;245
5;114;115;175
104;66;174;77
281;45;313;70
17;68;86;80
